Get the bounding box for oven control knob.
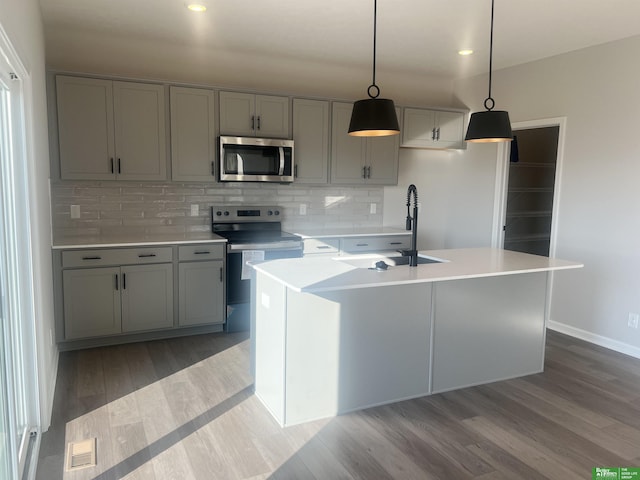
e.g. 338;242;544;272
215;211;222;216
223;211;229;216
267;210;273;216
274;210;280;216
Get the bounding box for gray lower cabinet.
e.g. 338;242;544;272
302;234;411;257
62;267;122;340
57;243;226;346
121;263;174;332
62;263;173;340
178;244;225;326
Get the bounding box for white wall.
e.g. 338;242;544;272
383;144;498;249
447;36;640;356
0;0;57;428
44;29;457;107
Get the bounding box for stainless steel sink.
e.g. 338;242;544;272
335;254;445;269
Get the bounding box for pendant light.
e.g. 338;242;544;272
465;0;513;143
348;0;399;137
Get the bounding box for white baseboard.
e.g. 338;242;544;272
548;320;640;360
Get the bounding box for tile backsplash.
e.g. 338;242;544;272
51;181;384;240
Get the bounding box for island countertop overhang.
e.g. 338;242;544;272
251;247;583;293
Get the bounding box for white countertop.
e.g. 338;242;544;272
52;232;227;249
252;247;583;293
292;226;410;239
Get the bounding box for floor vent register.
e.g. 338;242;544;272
65;438;97;471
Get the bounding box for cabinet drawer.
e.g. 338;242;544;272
62;247;173;268
340;235;411;253
178;244;225;261
303;238;340;255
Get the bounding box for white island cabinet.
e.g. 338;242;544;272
251;248;582;427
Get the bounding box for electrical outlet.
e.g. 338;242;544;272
628;312;639;329
190;204;199;217
70;205;80;219
299;204;307;215
370;203;377;214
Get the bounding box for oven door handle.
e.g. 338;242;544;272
278;147;285;176
228;242;302;252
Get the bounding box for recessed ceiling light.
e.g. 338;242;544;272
458;49;474;56
186;3;207;12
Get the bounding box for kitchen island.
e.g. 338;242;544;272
251;248;582;427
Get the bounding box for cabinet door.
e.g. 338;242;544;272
401;108;436;147
63;267;121;339
366;107;400;185
113;81;167;180
219;91;255;136
435;111;465;149
402;108;465;149
330;102;366;184
56;76;116;180
170;86;216;181
292;99;329;184
120;263;174;332
255;95;290;138
178;260;224;326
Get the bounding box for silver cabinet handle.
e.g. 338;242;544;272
316;245;331;249
193;251;211;255
356;243;369;247
115;274;119;291
432;127;436;140
251;115;255;130
362;166;367;179
436;127;441;141
122;273;126;290
257;116;261;130
138;253;157;258
389;242;403;245
117;158;122;174
219;267;223;282
82;256;102;260
211;161;215;176
110;158;114;174
294;164;298;178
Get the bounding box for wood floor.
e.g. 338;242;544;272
36;330;640;480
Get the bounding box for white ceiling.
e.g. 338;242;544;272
38;0;640;80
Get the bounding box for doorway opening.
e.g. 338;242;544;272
493;118;565;257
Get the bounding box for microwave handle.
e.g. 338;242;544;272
278;147;285;176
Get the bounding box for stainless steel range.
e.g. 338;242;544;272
211;206;302;332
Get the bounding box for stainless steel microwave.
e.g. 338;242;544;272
219;136;294;183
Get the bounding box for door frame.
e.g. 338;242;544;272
491;117;567;257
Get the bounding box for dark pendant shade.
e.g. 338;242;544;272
348;98;400;137
465;110;513;143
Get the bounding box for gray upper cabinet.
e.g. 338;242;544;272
56;76;115;180
170;86;216;181
219;91;289;138
401;108;465;149
56;75;167;180
292;98;329;184
331;102;399;185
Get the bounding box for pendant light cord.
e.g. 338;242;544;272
485;0;495;111
368;0;380;99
